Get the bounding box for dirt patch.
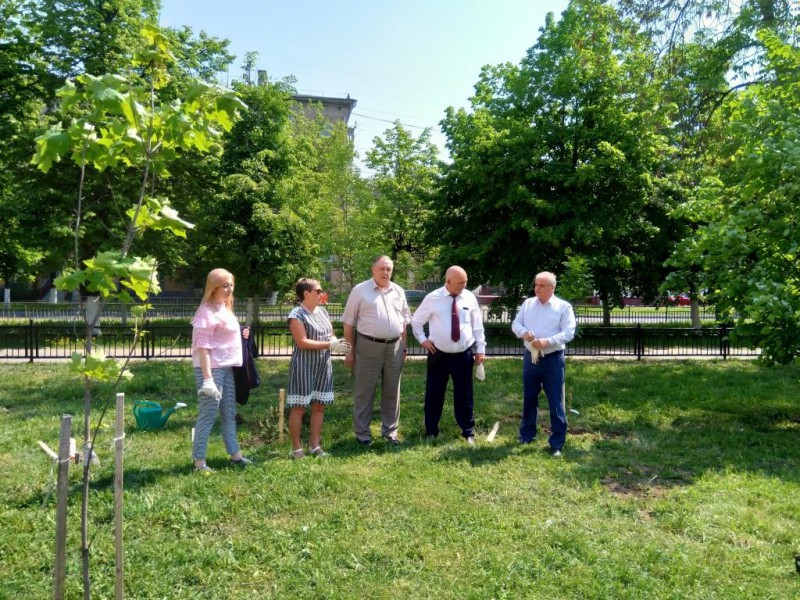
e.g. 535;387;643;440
246;406;283;445
601;466;677;499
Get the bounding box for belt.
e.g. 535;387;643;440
358;332;400;344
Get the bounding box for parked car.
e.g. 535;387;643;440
668;293;691;306
404;290;427;304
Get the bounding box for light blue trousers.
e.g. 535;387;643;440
192;367;240;461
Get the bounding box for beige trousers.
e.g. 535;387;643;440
352;335;405;441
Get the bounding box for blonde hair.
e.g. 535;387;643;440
200;268;235;310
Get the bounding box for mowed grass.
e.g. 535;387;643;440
0;358;798;599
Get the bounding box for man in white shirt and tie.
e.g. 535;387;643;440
511;271;576;457
411;266;486;444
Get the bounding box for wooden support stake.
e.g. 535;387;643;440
114;393;125;600
38;440;58;461
486;421;500;443
278;388;286;442
54;414;72;600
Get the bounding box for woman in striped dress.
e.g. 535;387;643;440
287;278;350;458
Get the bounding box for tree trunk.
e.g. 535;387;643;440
246;297;254;326
690;298;701;328
600;291;611;326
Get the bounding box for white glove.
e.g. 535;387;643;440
524;340;541;364
329;336;352;354
198;378;221;400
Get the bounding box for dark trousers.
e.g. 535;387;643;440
519;350;567;449
424;348;475;438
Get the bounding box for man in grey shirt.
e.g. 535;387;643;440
342;256;411;446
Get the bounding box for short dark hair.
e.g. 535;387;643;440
294;277;318;302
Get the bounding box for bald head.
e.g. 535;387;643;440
444;266;468;296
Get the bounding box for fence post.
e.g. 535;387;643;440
28;318;34;363
720;324;729;360
141;320;150;360
636;323;644;360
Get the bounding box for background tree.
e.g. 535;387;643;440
436;0;672;322
279;112;378;295
241;50;259;85
618;0;800;319
366;122;441;288
0;1;237;296
33;0;161;84
0;1;50;292
196;78;317;302
679;32;800;363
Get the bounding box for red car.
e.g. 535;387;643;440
668;293;691;306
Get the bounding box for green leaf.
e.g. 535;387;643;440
71;350;130;382
54;270;86;293
152;205;195;237
31;128;72;172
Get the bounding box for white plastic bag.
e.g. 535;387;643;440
523;340;541;364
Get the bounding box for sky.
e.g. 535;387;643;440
158;0;570;171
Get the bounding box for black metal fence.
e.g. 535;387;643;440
0;321;759;362
0;300;718;325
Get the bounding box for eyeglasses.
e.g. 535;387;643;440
314;289;324;294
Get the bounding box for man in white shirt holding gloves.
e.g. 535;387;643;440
511;271;576;457
411;265;486;444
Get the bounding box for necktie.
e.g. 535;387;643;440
450;294;460;342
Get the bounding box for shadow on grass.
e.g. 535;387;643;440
558;361;800;496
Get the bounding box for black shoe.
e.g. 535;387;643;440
357;438;372;448
382;435;401;446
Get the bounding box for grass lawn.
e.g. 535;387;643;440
1;358;798;599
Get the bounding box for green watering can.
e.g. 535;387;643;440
133;401;187;431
